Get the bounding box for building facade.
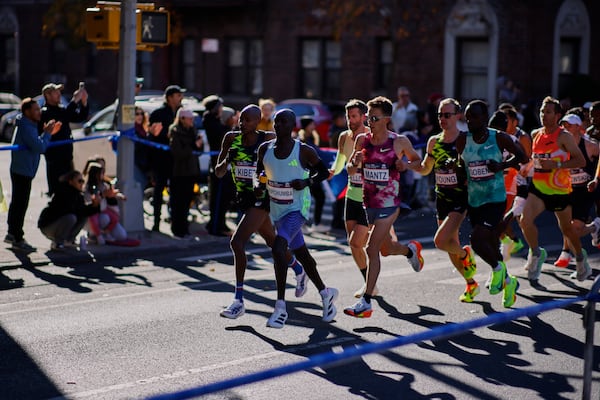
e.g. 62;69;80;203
1;0;598;112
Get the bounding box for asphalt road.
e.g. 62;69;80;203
1;209;599;400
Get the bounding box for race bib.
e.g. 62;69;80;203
349;171;363;187
267;181;294;204
363;163;389;183
435;171;458;187
233;162;256;182
468;160;493;181
570;168;590;186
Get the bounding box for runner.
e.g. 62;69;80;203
343;96;424;318
456;100;528;308
519;96;590;283
215;105;307;319
418;98;479;302
552;113;600;271
255;108;338;328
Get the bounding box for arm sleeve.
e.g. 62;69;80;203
331;152;347;175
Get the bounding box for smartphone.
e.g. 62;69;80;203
79;82;85;89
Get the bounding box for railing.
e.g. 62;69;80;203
145;276;600;400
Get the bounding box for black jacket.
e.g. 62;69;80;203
40;101;89;161
148;103;176;171
169;123;202;177
38;182;100;228
203;112;228;168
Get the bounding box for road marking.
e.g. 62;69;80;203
47;336;358;399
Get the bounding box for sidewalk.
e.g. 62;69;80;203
0;149;228;269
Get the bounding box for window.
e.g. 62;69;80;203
227;38;263;96
182;38;195;89
0;8;18;93
377;39;393;90
300;39;341;100
456;38;489;101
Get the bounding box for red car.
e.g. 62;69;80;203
276;98;333;146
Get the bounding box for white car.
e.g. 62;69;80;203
72;96;211;177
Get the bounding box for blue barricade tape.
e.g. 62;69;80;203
146;291;600;400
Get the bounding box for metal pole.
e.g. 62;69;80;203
582;275;600;400
116;0;144;234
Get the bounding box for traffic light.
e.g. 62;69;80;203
86;5;121;43
137;10;170;46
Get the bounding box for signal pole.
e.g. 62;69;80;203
116;0;144;233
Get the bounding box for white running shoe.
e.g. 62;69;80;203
571;250;592;282
591;217;600;247
500;236;515;262
320;287;338;322
353;282;379;298
220;299;245;319
294;270;308;297
267;300;288;328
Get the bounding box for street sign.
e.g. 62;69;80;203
138;10;170;46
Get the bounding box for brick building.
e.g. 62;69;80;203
1;0;598;112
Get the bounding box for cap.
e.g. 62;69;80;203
42;83;64;94
428;92;444;104
177;108;196;119
583;101;592;109
300;115;314;130
164;85;186;97
136;77;145;85
560;114;582;126
221;106;235;124
203;94;224;112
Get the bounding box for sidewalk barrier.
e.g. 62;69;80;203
146;276;600;400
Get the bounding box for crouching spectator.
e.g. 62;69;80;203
84;162;127;244
38;170;100;250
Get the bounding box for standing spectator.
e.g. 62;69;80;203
133;106;162;189
221;106;240;130
298;116;326;232
169;108;203;238
41;82;89;196
38;170;100;250
149;85;185;232
257;98;276;131
426;92;444;134
328;112;347;149
203;94;235;236
4;98;58;252
391;86;418;134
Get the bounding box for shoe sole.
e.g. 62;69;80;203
343;309;373;318
220;309;245;319
503;279;520;308
409;240;424;272
295;273;309;298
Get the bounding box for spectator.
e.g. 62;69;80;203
149;85;185;232
221;106;240;130
5;98;59;252
257;98;276;131
169;108;203;238
38;170;100;250
84;162;127;245
298;116;326;232
133;106;162;189
391;86;418;133
203;94;235;236
328;112;347;149
498;77;520;105
426;92;444;134
41;82;89;196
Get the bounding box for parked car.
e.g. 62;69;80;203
71;96;210;177
0;94;70;142
0;92;21;119
276;98;333;146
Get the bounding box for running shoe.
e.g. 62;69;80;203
294;270;308;297
570;249;592;282
220;299;245;319
353;283;379;298
11;240;36;253
266;300;288;328
526;248;547;281
461;245;477;280
553;251;572;268
343;296;372;318
500;236;515;262
489;262;507;295
320;287;338;322
511;238;525;254
503;275;519;308
591;217;600;247
459;282;480;303
4;233;16;245
407;240;424;272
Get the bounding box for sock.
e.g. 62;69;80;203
406;248;414;259
364;293;372;303
288;256;303;275
575;252;584;262
359;268;367;279
234;283;244;301
561;248;570;253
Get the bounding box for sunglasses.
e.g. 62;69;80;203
77;179;85;183
135;112;144;116
438;112;457;119
368;115;388;123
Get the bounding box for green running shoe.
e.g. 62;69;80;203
489;262;507;295
503;275;519;308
